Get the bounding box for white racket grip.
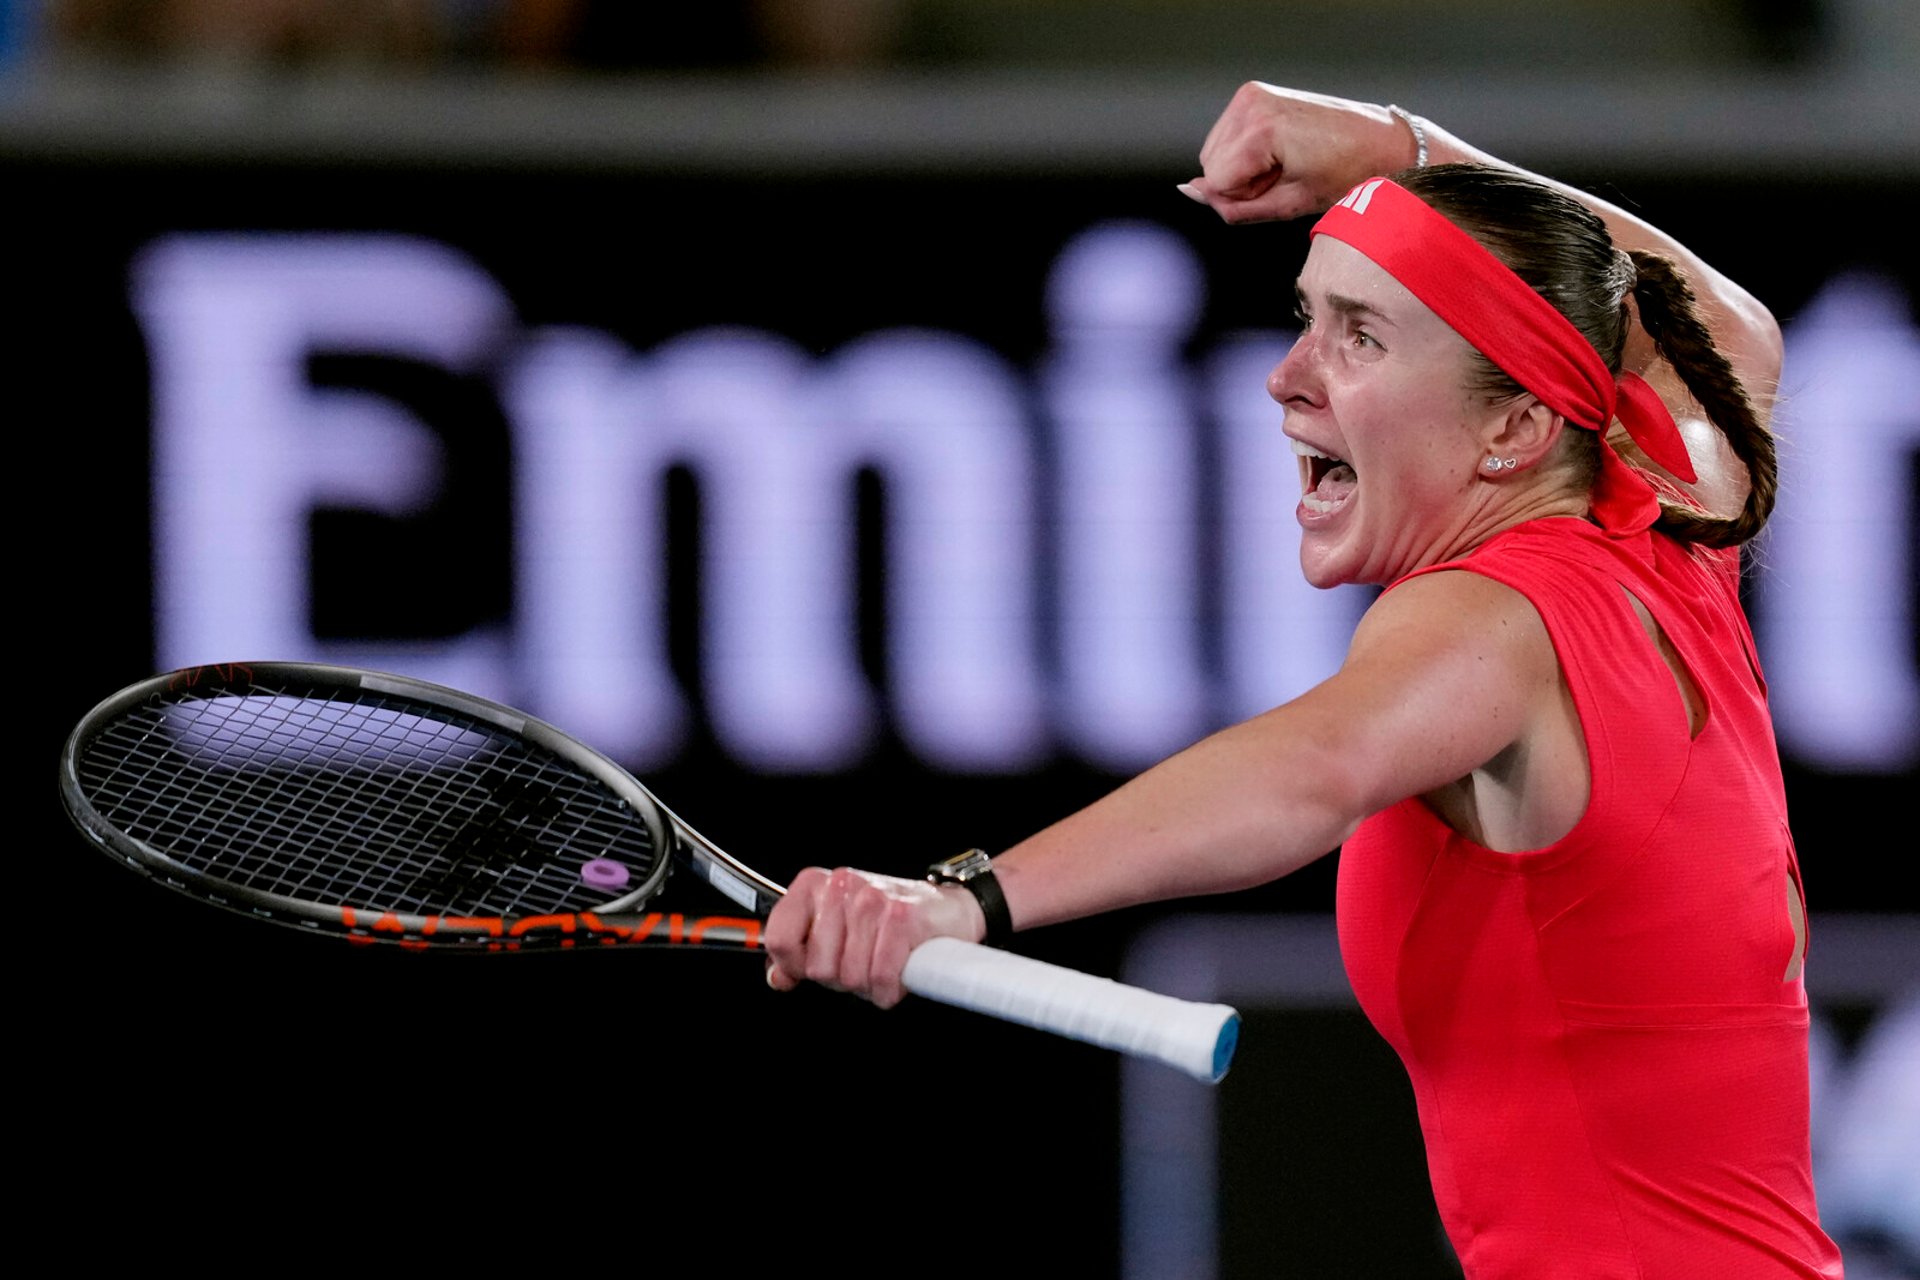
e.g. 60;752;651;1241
901;937;1240;1084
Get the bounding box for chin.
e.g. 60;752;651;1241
1297;545;1354;591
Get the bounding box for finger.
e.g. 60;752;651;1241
1196;79;1281;169
763;866;829;985
1209;180;1327;226
1186;143;1294;220
1201;150;1286;206
867;895;922;1010
1178;175;1272;220
802;867;859;991
1198;119;1290;202
1263;178;1329;220
835;870;882;1000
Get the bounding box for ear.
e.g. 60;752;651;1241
1484;397;1565;470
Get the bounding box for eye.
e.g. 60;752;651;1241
1293;304;1313;331
1349;325;1382;350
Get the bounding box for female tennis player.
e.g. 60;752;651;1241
764;83;1844;1277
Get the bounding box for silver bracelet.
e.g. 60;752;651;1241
1387;104;1429;168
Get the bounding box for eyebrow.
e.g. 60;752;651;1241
1295;286;1394;325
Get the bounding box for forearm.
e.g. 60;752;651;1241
1419;119;1780;370
991;571;1568;934
764;702;1361;1003
989;711;1364;933
763;576;1556;1000
1190;83;1780;391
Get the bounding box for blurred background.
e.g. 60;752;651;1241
12;1;1916;1275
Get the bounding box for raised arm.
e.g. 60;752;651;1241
1182;83;1781;519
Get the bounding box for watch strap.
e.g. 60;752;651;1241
928;849;1013;945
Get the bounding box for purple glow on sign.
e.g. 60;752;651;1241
134;233;1915;777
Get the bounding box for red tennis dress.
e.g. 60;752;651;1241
1336;516;1844;1278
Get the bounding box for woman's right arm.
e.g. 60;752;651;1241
764;570;1568;1006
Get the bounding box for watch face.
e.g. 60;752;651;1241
932;849;990;881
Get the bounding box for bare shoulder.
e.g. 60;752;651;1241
1300;569;1566;810
1347;568;1557;685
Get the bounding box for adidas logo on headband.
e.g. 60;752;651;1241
1333;179;1387;215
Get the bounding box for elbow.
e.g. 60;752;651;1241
1205;703;1395;888
1271;737;1379;858
1743;298;1785;398
1720;280;1785;405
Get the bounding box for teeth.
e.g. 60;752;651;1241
1290;438;1349;466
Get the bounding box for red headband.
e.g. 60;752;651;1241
1310;178;1695;535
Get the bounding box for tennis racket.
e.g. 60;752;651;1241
59;661;1239;1083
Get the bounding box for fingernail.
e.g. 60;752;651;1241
1176;183;1207;204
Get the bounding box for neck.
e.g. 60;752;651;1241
1438;473;1591;565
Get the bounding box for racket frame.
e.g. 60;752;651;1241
61;661;1241;1082
60;661;778;951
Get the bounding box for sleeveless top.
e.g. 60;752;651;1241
1336;517;1844;1279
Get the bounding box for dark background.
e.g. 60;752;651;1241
14;3;1919;1273
27;153;1917;1277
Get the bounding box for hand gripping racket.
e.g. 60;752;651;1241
59;661;1239;1083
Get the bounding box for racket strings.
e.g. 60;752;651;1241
75;679;662;917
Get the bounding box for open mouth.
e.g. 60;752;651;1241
1292;439;1357;513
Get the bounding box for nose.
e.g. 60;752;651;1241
1268;330;1323;411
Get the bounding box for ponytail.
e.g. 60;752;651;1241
1628;250;1778;549
1397;166;1778;550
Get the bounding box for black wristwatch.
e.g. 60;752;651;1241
926;848;1013;945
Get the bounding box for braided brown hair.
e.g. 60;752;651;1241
1395;164;1776;548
